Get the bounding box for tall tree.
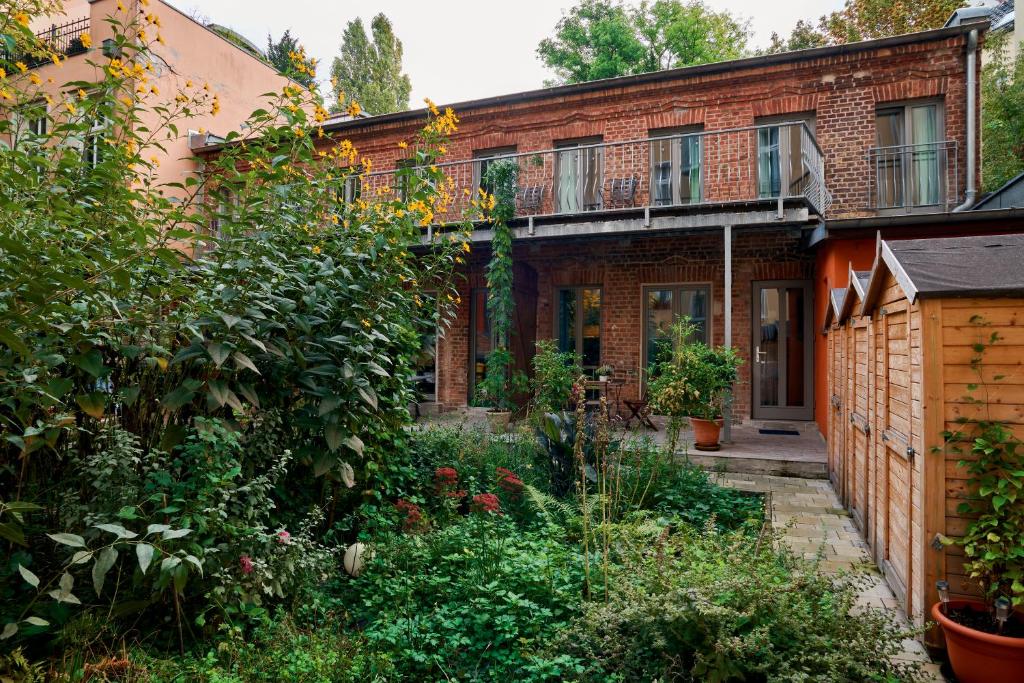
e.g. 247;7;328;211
329;13;412;115
537;0;751;85
266;30;316;87
982;37;1024;191
766;0;962;53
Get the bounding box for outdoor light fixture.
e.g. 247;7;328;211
936;580;950;615
995;596;1011;633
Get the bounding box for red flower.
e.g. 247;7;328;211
395;499;424;531
276;530;291;544
239;555;254;574
471;492;501;515
434;467;459;488
496;467;524;498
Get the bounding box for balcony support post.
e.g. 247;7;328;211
723;224;733;444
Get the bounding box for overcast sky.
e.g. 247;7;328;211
171;1;846;106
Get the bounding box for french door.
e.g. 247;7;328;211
752;281;813;420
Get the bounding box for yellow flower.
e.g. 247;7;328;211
50;53;60;66
116;1;126;12
312;245;321;254
150;85;159;95
346;100;361;118
211;95;220;116
462;241;471;253
438;145;447;155
66;101;77;115
361;319;372;329
29;73;41;85
0;68;5;79
157;33;165;45
149;155;160;167
424;97;440;117
79;32;92;49
15;62;27;74
119;95;133;107
78;89;87;100
397;140;408;149
0;89;11;101
13;12;29;26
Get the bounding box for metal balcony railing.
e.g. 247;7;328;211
0;17;90;68
866;140;958;212
358;122;831;225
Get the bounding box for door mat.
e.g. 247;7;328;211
758;428;800;436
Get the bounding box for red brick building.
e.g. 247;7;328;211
304;24;993;428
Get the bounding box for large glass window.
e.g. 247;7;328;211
468;288;495;401
756;115;815;199
874;102;942;209
643;285;709;370
555;138;603;213
650;128;702;206
412;292;438;402
557;287;602;371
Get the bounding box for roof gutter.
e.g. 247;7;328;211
953;28;979;212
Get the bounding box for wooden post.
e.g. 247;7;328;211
723;225;732;443
920;298;947;647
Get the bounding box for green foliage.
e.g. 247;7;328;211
537;0;751;85
550;523;924;682
647;318;742;420
531;340;582;413
329;13;411;115
266;29;316;87
943;318;1024;607
982;37;1024;193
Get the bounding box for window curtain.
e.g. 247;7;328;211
911;106;939;206
757;127;781;198
557;149;578;213
681;136;701;203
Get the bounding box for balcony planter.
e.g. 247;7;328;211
931;600;1024;683
690;417;723;451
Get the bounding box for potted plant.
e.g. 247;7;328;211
647;318;741;451
932;418;1024;683
595;364;614;382
476;347;527;433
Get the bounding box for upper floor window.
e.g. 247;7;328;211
396;157;417;201
340;171;362;204
555;137;603;213
649;126;703;206
7;100;48;151
873;101;943;210
473;146;516;195
756;114;815;200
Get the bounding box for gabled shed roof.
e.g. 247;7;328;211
861;234;1024;311
824;288;847;329
837;265;871;323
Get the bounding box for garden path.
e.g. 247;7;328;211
717;473;946;682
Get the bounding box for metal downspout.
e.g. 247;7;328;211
953;28;978;212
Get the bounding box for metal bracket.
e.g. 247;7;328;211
527;216;535;236
776;197;784;219
643;206;651;227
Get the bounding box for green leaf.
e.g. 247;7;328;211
343;434;364;457
220;313;242;329
94;523;137;539
136;543;154;575
162;384;196;411
1;623;17;640
233;351;260;374
207;342;231;367
0;326;29;356
0;522;26;546
357;386;378;410
18;564;39;588
312;452;334;477
72;349;105;378
145;524;171;536
161;528;192;540
325;424;343;452
22;617;48;627
75;392;106;419
92;547;118;596
47;533;86;548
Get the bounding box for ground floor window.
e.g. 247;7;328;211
468;288;495;402
412;292;438;402
556;287;602;371
642;284;710;370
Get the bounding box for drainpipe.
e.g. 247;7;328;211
953;28;978;212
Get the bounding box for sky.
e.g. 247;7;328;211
171;0;846;106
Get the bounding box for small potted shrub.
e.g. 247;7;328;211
648;318;741;451
476;347;527;433
595;364;614;382
932;419;1024;683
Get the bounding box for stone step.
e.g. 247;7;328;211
686;452;829;479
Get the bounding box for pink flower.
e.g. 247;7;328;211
276;530;291;544
239;555;254;574
396;499;424;531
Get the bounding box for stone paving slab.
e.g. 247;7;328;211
716;473;946;682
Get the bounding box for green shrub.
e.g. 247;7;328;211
550;522;924;682
530;340;582;413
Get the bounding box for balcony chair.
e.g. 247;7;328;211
608;176;639;207
517;185;544;213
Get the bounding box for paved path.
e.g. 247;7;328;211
717;473;945;682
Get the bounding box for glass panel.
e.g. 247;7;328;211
651;139;674;206
556;148;579;213
470;288;491;400
757;127;781;198
557;289;577;356
645;289;674;369
910;105;939;206
784;287;805;407
785;125;805;195
581;288;601;369
680;136;701;204
758;287;781;407
413;293;438;401
875;110;904;208
581;146;602;210
679;288;708;343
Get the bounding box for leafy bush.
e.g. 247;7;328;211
530;340;582;413
550;522;924;682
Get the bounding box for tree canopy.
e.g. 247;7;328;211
266;29;316;87
766;0;962;53
329;13;412;115
537;0;751;85
982;37;1024;191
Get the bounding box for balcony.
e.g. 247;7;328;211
1;17;91;68
866;140;959;213
361;122;831;237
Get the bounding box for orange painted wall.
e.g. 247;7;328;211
813;238;875;435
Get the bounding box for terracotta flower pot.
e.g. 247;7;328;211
486;410;512;434
690;417;723;451
932;599;1024;683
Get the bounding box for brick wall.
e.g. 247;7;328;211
321;30;980;220
437;228;814;418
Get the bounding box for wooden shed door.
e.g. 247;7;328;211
828;330;846;493
880;306;913;608
848;321;870;529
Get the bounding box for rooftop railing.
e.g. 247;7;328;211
358;122;831;225
866;140;959;212
0;17;90;68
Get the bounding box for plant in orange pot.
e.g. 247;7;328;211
933;413;1024;683
647;318;741;453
